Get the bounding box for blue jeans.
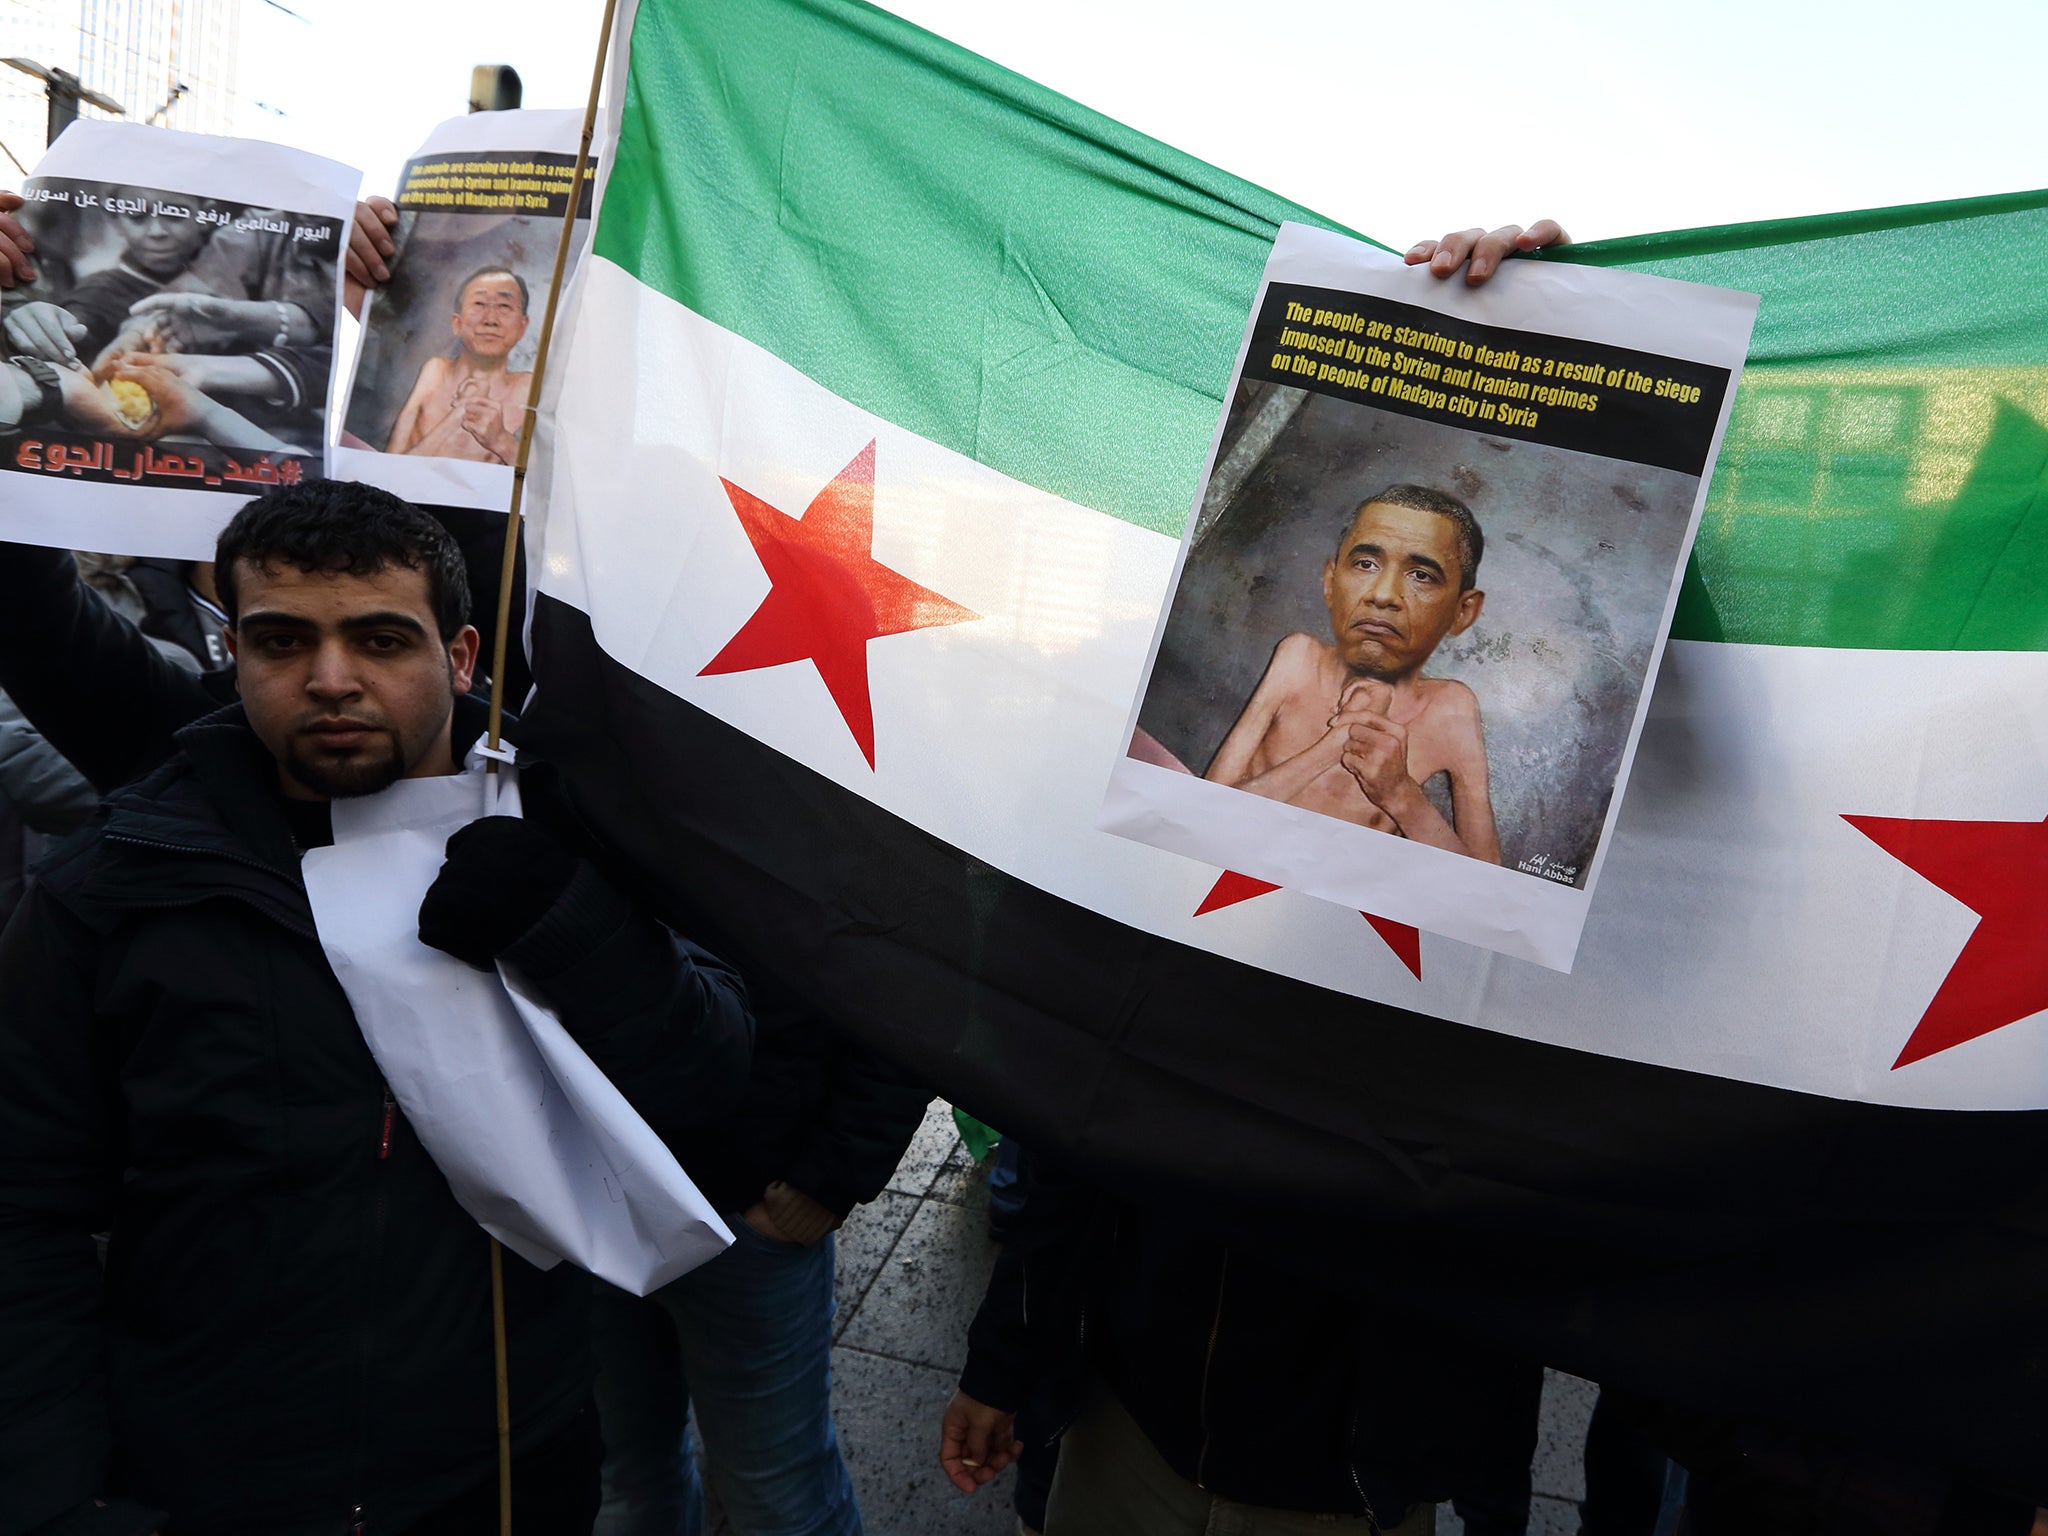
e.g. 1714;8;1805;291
591;1220;863;1536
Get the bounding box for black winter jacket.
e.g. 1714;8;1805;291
960;1153;1541;1525
1608;1393;2037;1536
0;693;753;1535
0;540;932;1224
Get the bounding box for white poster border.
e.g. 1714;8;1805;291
1;120;358;560
337;108;593;514
1099;222;1757;972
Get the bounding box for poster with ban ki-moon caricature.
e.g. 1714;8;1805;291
1100;223;1759;972
334;109;598;514
0;120;357;559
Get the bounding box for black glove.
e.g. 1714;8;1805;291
417;815;579;971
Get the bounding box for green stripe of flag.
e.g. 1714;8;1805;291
598;0;1346;538
599;0;2048;652
1563;195;2048;651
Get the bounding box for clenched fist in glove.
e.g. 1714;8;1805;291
417;815;582;971
414;810;756;1147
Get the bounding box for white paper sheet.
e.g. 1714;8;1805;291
1100;222;1758;972
0;120;358;558
334;109;596;512
301;758;730;1294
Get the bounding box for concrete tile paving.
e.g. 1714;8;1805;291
833;1190;921;1341
1532;1371;1598;1504
833;1346;1017;1536
837;1189;998;1376
884;1099;962;1198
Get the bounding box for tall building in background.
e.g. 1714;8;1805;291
1;0;242;172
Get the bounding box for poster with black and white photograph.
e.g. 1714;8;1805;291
334;109;596;511
1100;223;1757;971
0;119;356;559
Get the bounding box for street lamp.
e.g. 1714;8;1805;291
4;57;125;146
468;64;522;114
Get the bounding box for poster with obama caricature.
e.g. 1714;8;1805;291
1101;224;1757;971
335;109;595;514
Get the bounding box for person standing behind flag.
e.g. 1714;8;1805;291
940;1148;1541;1535
1398;220;2048;1536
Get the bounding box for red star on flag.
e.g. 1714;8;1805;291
700;441;979;769
1843;813;2048;1069
1194;870;1423;979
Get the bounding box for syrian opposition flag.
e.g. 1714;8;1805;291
517;0;2048;1487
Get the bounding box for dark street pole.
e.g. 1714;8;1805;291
3;57;126;146
44;67;86;144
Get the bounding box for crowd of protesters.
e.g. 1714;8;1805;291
0;176;2039;1536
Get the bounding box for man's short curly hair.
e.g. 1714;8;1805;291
1345;484;1485;592
214;480;471;640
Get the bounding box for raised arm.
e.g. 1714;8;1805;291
0;192;36;288
344;197;398;321
0;544;224;793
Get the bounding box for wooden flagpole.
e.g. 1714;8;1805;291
479;4;619;1532
484;0;618;757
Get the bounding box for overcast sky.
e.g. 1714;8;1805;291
242;0;2045;244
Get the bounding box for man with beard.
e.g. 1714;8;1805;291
0;480;753;1534
385;266;533;465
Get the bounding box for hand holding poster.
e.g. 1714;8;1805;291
0;120;356;558
335;109;597;512
1101;223;1758;969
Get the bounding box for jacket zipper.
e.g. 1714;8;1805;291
350;1086;396;1531
104;828;294;878
1345;1401;1381;1530
1194;1251;1230;1491
101;830;315;933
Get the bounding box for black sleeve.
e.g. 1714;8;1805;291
0;544;226;793
245;346;327;415
24;1496;165;1536
958;1150;1101;1413
778;1039;933;1219
498;860;756;1151
1608;1391;2038;1536
0;882;124;1535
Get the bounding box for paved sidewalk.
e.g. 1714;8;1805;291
827;1101;1597;1536
829;1100;1016;1533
